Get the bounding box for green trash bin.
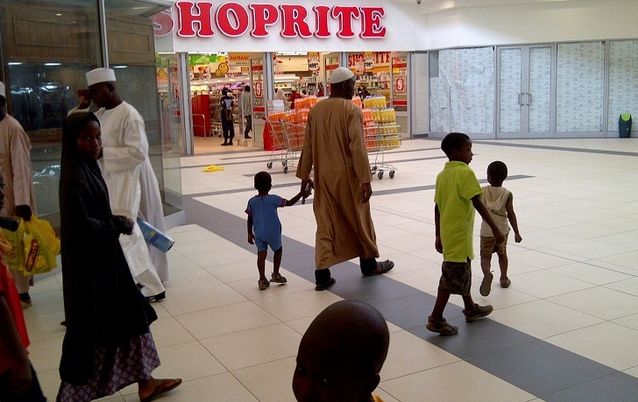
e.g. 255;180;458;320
619;113;632;138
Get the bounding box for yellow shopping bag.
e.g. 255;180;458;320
0;216;60;275
22;216;60;275
0;219;25;272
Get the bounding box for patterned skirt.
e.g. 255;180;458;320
56;332;160;402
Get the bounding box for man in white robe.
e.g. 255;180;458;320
86;68;165;300
0;81;36;308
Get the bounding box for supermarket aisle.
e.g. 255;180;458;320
25;138;638;401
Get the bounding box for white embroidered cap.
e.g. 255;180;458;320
329;67;355;84
0;81;5;99
86;68;117;86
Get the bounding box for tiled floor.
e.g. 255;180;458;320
26;138;638;401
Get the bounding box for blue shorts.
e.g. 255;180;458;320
255;235;282;252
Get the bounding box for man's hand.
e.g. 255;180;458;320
7;356;33;397
248;233;255;245
360;183;372;203
435;235;443;254
14;205;32;221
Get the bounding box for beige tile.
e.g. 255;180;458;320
547;262;631;285
508;270;594;298
380;361;535;402
161;281;247;315
546;322;638;370
123;373;258;402
36;368;62;401
625;365;638;379
24;310;66;342
28;335;63;371
381;330;459;381
606;277;638;297
254;289;343;322
149;315;196;348
166;251;202;274
205;260;259;283
176;301;279;339
163;269;220;292
548;286;638;320
613;313;638;331
488;300;603;339
201;323;302;371
153;341;226;381
233;357;297;402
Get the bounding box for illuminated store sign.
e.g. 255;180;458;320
156;1;387;39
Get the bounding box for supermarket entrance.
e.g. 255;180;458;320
189;52;266;155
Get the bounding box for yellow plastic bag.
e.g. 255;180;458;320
0;219;25;272
22;216;60;275
202;164;224;172
0;216;60;275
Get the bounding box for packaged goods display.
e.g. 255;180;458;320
265;94;401;178
361;95;401;179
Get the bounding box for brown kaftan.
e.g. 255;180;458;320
296;98;379;269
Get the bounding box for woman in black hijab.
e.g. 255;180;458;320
56;112;181;402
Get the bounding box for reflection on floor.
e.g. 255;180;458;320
26;138;638;401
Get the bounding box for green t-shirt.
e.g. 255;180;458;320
434;161;482;262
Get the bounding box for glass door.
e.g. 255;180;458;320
497;45;553;138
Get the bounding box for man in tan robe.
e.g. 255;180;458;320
0;81;36;308
296;68;394;291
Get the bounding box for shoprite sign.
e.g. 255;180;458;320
159;1;386;39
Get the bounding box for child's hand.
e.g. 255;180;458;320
248;233;255;245
435;235;443;254
514;233;522;243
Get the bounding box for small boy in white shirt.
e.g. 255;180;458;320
479;161;522;296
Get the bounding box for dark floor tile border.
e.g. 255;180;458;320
474;140;638;157
183;196;638;401
187;175;534;200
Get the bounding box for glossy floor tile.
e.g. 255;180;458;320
23;138;638;401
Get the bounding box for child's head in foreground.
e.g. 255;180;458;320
487;161;508;187
293;300;390;402
254;171;272;194
441;132;472;164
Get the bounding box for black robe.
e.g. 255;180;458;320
58;133;157;385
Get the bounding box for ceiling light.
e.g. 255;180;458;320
44;62;61;66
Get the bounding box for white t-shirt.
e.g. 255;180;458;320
479;185;512;237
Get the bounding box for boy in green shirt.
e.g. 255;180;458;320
427;133;505;336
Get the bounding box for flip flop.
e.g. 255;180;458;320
140;378;182;402
362;260;395;276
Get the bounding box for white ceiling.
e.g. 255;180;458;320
392;0;583;15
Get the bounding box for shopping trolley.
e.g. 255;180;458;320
279;116;307;174
265;111;288;171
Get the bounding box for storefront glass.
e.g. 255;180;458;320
0;0;102;226
0;0;181;226
105;0;182;214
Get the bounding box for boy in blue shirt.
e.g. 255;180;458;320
246;172;309;290
427;133;505;336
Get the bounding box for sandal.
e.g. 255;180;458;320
140;378;182;402
480;272;493;296
258;278;270;290
426;316;458;336
362;260;395;276
271;272;288;284
463;303;493;322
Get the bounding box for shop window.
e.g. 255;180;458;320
556;42;604;133
608;40;638;132
429;47;495;135
0;0;101;225
105;0;182;213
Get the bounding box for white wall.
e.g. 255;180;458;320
423;0;638;50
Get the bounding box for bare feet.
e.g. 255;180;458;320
139;377;182;402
